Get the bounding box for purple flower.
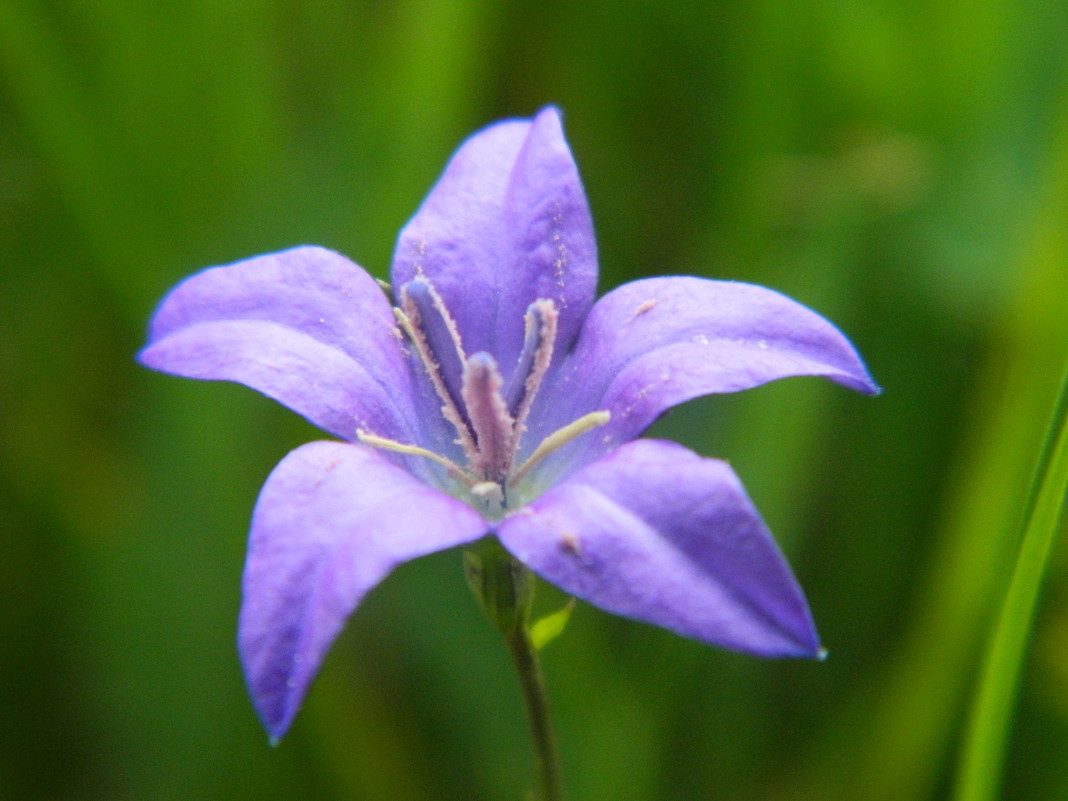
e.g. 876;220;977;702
139;108;877;741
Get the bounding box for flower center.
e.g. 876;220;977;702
356;276;608;518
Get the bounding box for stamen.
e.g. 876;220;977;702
357;429;476;485
401;279;468;407
397;279;477;457
509;411;611;487
504;305;541;411
503;300;558;451
461;353;515;482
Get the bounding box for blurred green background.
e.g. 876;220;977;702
2;1;1067;799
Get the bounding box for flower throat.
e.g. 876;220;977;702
357;276;608;518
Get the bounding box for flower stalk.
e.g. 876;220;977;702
465;540;564;801
506;620;564;801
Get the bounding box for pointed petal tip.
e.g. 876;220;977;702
263;704;295;744
134;343;154;369
780;607;823;660
260;699;296;745
744;619;823;660
136;340;174;373
245;667;301;747
831;333;880;396
533;104;564;128
792;635;826;660
836;372;880;398
850;370;882;396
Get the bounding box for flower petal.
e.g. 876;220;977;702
392;107;596;374
529;276;878;470
497;438;821;658
138;246;421;444
239;441;488;741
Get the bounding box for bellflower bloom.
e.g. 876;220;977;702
139;108;877;741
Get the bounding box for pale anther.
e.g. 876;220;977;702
401;278;468;417
506;301;558;458
396;279;479;459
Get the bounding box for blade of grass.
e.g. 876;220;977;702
953;362;1068;801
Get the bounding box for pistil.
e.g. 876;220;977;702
462;352;516;482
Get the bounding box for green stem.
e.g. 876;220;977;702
464;540;565;801
506;624;564;801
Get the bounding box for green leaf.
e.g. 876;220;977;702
529;599;577;651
